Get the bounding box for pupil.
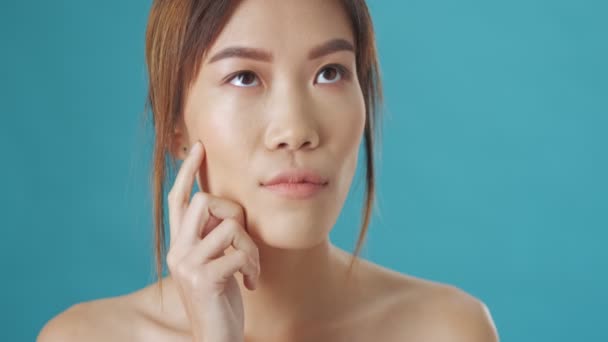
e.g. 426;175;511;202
324;68;336;79
242;73;254;84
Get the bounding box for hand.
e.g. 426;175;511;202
166;140;260;342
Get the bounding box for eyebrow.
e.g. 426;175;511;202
206;38;355;64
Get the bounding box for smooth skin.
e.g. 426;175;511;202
38;0;499;341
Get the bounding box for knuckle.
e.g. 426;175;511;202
174;262;190;278
191;192;209;207
166;251;178;269
226;202;245;225
225;217;240;229
234;250;249;264
167;190;175;202
167;191;180;207
225;219;241;234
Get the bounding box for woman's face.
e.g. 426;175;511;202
180;0;366;248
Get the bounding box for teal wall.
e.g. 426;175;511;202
1;1;606;341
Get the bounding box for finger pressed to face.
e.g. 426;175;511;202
172;191;246;250
186;217;259;267
168;140;204;242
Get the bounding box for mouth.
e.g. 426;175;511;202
260;168;329;199
261;181;328;199
261;168;328;186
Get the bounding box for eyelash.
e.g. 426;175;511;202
224;63;351;87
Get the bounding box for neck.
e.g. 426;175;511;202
234;239;355;337
156;240;360;339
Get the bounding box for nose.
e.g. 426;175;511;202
264;88;320;152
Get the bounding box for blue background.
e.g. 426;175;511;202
1;0;606;341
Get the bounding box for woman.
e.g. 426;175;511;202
38;0;499;341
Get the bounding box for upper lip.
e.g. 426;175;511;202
261;168;329;186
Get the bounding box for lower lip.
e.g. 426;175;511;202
262;182;327;199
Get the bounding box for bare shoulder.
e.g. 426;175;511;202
397;280;498;341
36;294;140;342
37;281;192;342
364;263;499;341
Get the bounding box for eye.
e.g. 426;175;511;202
227;71;260;87
315;64;350;85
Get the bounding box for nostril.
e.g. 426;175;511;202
274;139;313;150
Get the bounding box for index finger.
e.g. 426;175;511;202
170;140;204;203
168;140;204;237
172;192;247;250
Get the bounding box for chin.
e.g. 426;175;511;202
245;210;336;250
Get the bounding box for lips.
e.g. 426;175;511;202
261;169;329;186
260;169;328;199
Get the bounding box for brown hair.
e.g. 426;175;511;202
144;0;383;293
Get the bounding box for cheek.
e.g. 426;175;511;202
327;90;366;153
192;95;260;193
326;90;366;186
196;89;261;149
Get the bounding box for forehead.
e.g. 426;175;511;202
204;0;354;62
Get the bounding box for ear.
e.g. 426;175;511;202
171;120;190;161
